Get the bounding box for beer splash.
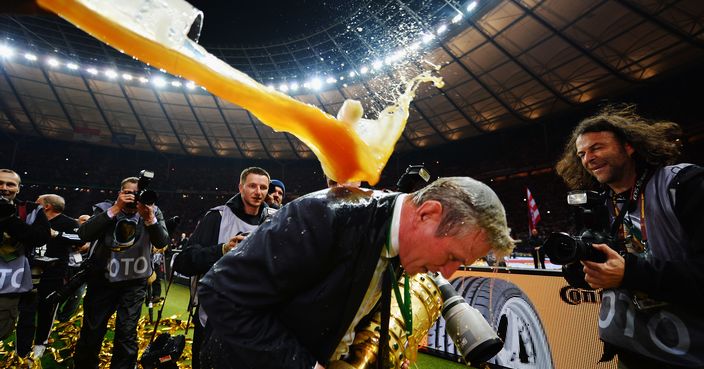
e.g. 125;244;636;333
37;0;443;185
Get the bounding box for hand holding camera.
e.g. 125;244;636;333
112;189;137;214
111;170;158;217
581;243;625;289
136;202;156;224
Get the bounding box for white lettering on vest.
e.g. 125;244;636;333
11;268;23;288
0;268;25;288
134;256;148;274
647;311;690;355
121;258;134;276
109;256;150;277
599;290;616;329
109;258;120;278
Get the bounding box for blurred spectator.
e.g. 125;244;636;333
528;228;546;269
265;179;285;209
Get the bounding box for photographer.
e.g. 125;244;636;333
73;176;169;369
172;166;272;369
556;106;704;368
197;177;514;369
0;169;50;349
19;194;80;360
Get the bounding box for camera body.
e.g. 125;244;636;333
126;170;158;209
543;190;622;288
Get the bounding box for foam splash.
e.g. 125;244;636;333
38;0;442;185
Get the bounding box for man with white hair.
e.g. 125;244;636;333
23;194;80;359
198;176;514;369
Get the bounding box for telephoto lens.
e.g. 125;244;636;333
431;273;503;365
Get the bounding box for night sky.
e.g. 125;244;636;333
186;0;363;46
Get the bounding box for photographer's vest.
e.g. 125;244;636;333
601;164;704;367
214;204;259;244
196;204;259;326
0;204;39;294
95;202;154;283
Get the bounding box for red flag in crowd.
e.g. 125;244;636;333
526;187;541;231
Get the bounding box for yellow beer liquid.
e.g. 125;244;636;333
38;0;442;185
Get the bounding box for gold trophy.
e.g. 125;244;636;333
329;273;503;369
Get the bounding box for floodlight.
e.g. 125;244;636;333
104;69;118;79
467;1;478;12
66;62;79;70
47;58;60;67
152;76;166;87
310;77;322;90
24;53;37;61
0;45;14;58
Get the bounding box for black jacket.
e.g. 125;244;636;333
172;193;269;277
621;164;704;307
42;213;80;279
77;202;169;283
0;200;50;261
198;187;399;368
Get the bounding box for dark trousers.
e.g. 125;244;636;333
73;280;146;369
15;290;37;357
150;263;164;299
531;247;546;269
57;266;86;322
34;277;63;345
17;271;66;355
192;307;204;369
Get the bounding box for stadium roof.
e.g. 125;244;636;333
0;0;703;159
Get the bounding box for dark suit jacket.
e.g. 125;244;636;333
198;187;399;368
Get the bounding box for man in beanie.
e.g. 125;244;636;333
266;179;285;209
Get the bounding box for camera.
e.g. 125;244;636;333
125;170;158;209
0;195;15;220
543;190;624;288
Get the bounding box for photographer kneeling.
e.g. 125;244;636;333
555;106;704;369
74;175;169;369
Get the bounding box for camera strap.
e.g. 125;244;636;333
609;168;650;239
